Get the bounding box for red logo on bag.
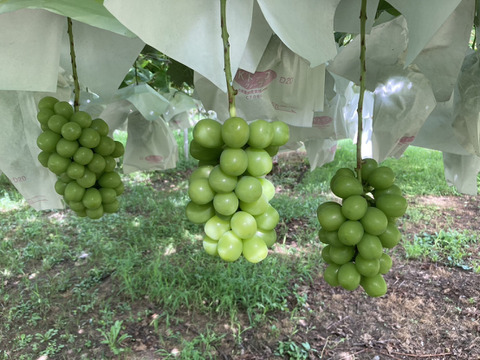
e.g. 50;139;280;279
145;155;164;163
313;116;333;128
234;69;277;89
398;136;415;145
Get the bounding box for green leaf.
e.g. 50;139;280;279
167;58;194;88
376;0;401;18
475;0;480;27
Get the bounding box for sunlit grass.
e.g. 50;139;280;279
0;174;28;212
300;139;463;196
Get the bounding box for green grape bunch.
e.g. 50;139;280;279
317;158;408;297
185;117;290;264
36;96;125;219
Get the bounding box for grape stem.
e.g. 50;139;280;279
220;0;237;118
356;0;367;182
67;17;80;111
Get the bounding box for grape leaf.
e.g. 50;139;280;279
167;58;194;88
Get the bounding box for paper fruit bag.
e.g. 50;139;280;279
452;51;480;157
304;139;338;170
0;68;72;210
98;99;133;136
122;111;178;174
286;71;360;144
411;95;480;195
0;91;65;210
443;152;480;195
162;88;200;131
195;35;322;127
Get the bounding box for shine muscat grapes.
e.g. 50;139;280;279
36;96;125;219
317;159;407;297
186;117;289;263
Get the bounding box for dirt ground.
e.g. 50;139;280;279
118;194;480;360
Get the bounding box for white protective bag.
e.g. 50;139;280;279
287;71;375;169
452;51;480;157
194;35;323;127
412;56;480;195
371;66;436;162
443;152;480;195
304;139;338;170
286;71;358;144
0;72;71;210
96;84;178;174
162;88;202;131
122;111;178;174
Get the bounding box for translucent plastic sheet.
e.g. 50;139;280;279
122;111;178;174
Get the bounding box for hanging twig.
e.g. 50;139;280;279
472;26;477;50
220;0;237;118
134;60;139;86
356;0;368;182
474;1;479;50
67;17;80;111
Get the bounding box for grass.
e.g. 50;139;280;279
298;139;474;196
403;230;480;271
0;134;479;358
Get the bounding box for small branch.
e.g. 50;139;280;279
472;26;477;50
220;0;237;118
386;351;452;358
67;17;80;111
356;0;368;182
134;59;139;86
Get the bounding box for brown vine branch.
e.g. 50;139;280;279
220;0;237;118
356;0;368;182
67;17;80;111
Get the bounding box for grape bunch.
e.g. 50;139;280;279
35;96;125;219
317;159;407;297
185;117;289;263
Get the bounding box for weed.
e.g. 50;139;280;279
403;230;478;270
35;328;58;343
156;327;225;360
13;334;33;350
275;339;317;359
97;320;132;355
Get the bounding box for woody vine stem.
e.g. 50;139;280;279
67;17;80;111
356;0;368;182
220;0;237;118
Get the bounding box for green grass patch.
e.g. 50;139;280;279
299;139;464;196
403;230;480;271
114;251;312;323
